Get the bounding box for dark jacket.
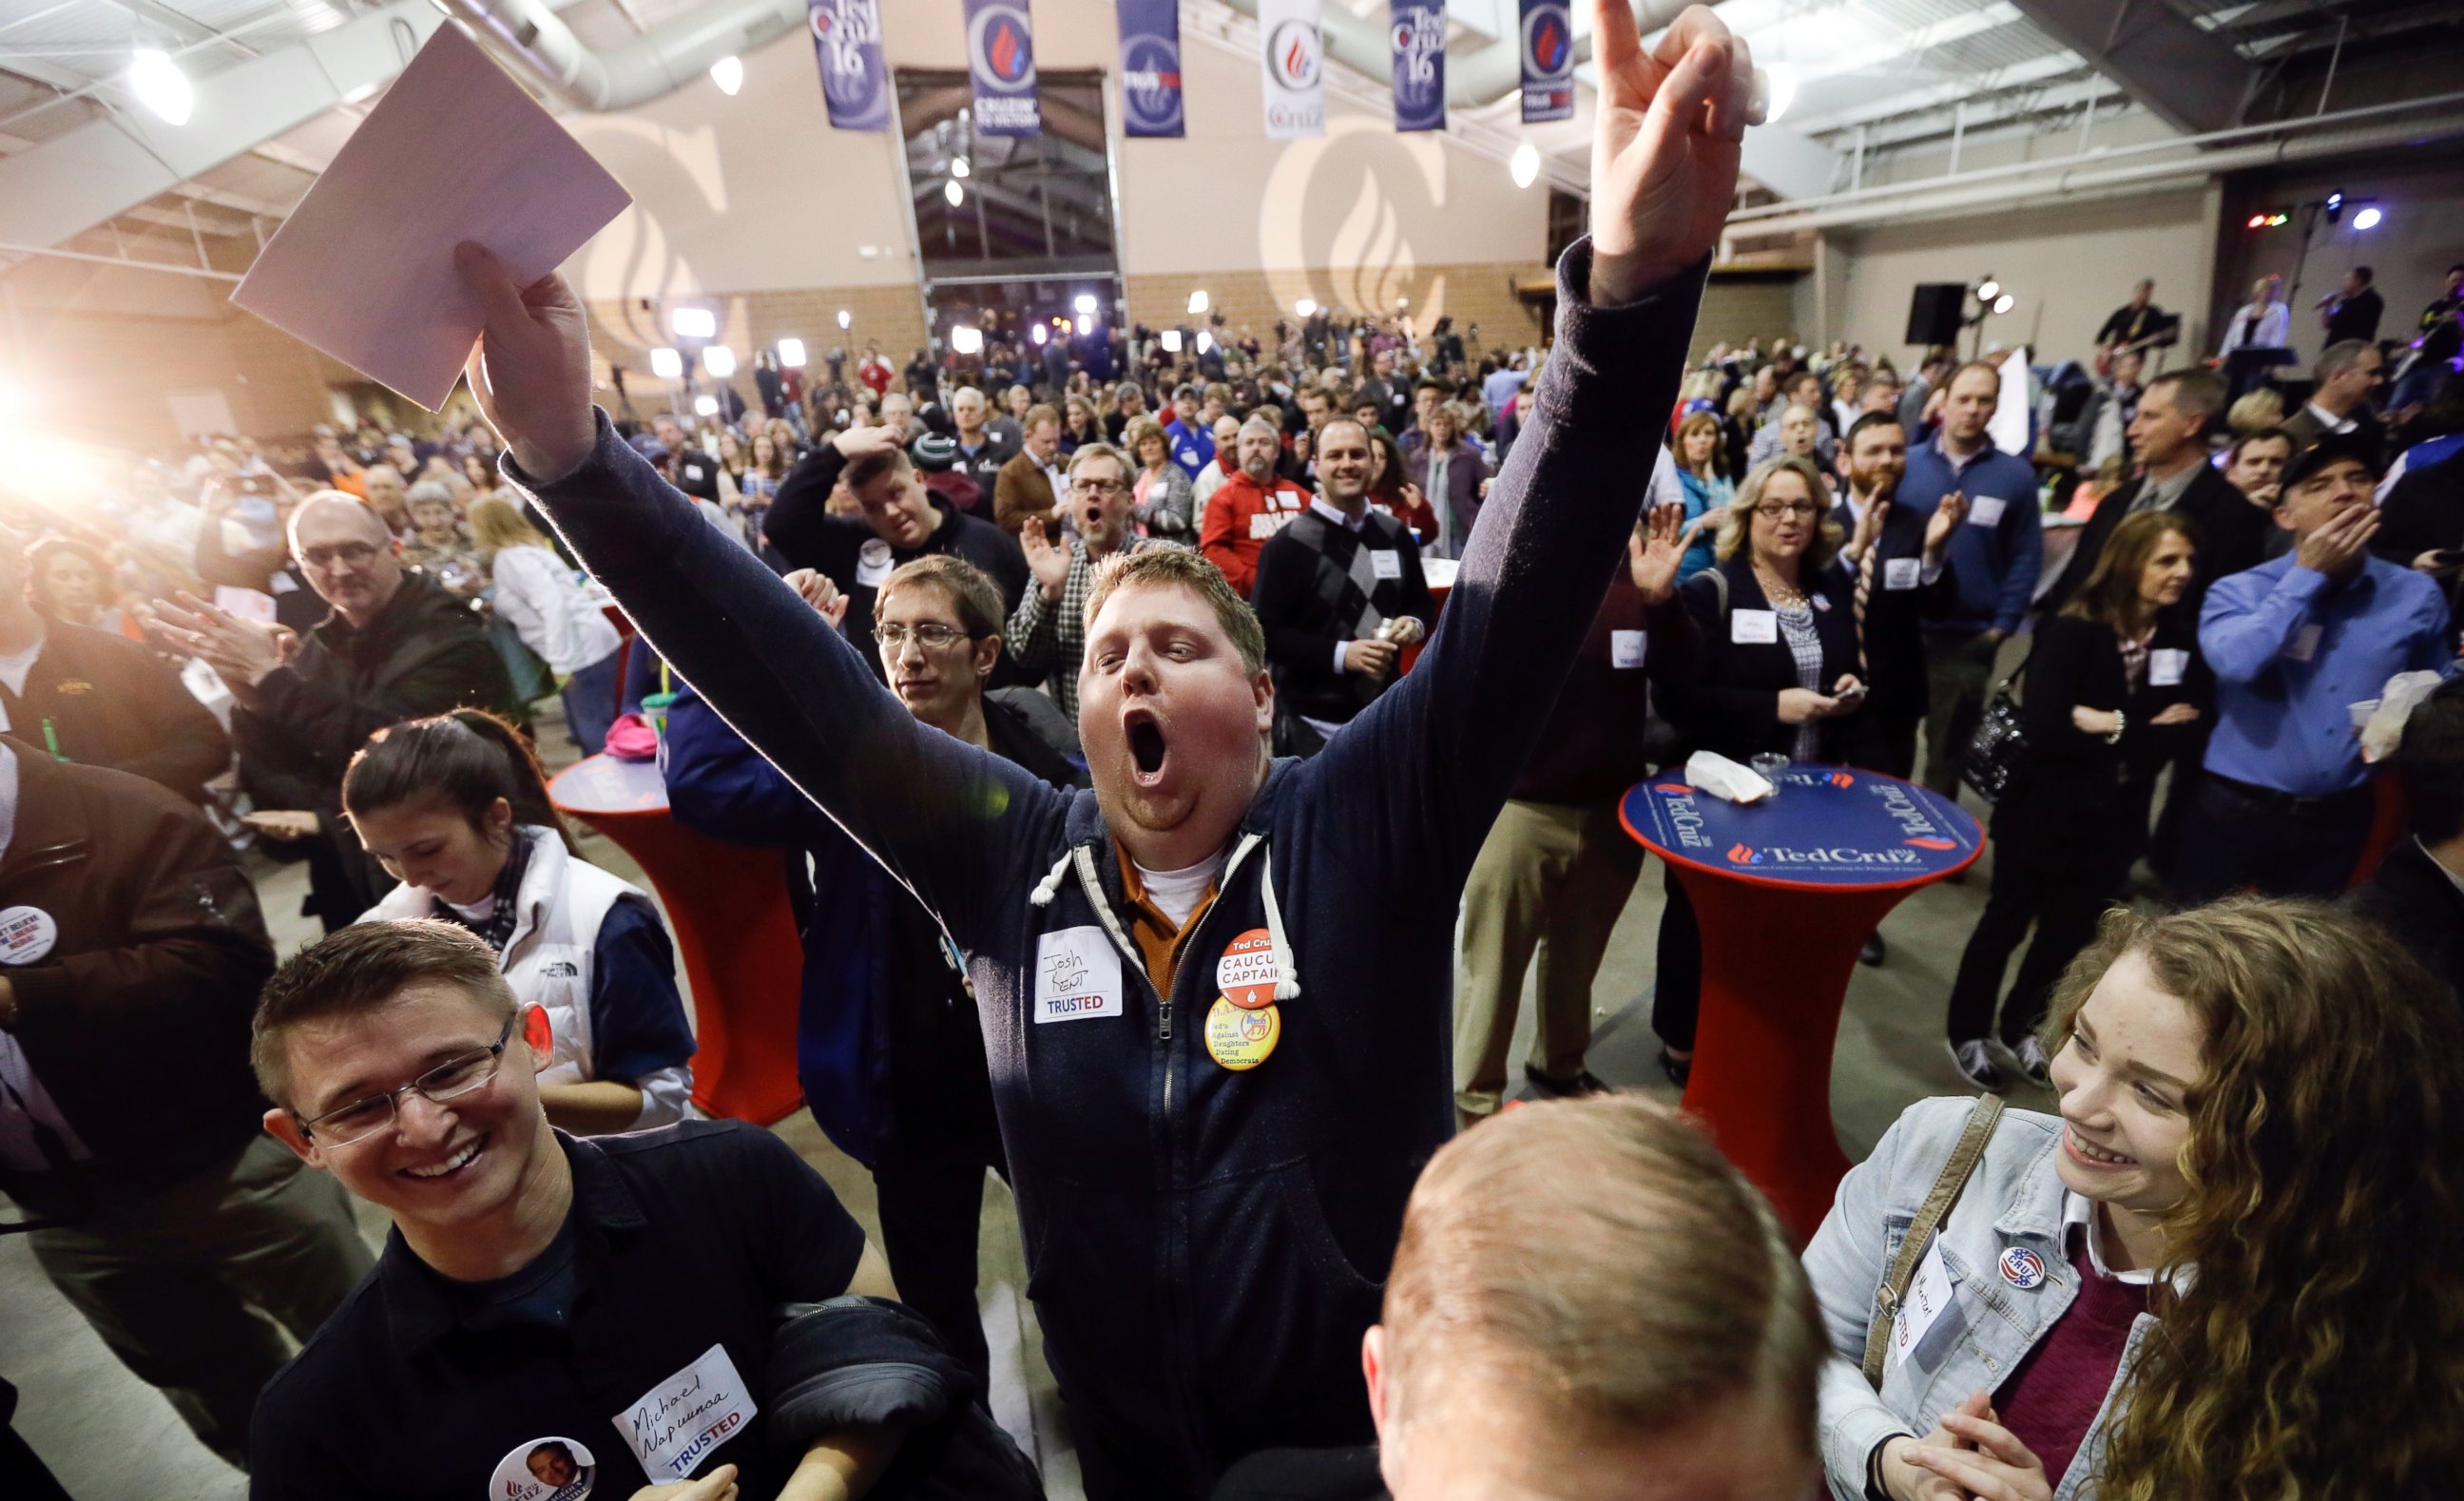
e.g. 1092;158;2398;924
1511;576;1699;804
765;445;1032;687
2045;463;2272;614
517;236;1702;1500
669;445;723;502
3;624;228;802
1992;610;2209;875
768;1298;1043;1500
1830;496;1945;726
232;568;525;927
2374;445;2464;613
0;747;273;1221
1664;556;1873;765
2344;838;2464;1004
662;683;1084;1168
1250;508;1434;729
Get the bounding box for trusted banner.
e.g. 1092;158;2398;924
1519;0;1575;124
808;0;887;131
963;0;1040;137
1260;0;1325;140
1116;0;1184;139
1390;0;1446;133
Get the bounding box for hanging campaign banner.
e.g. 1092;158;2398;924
1518;0;1575;124
808;0;888;131
1260;0;1325;140
1116;0;1184;139
963;0;1040;137
1390;0;1446;133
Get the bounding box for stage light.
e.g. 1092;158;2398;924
1198;330;1215;354
1075;294;1098;316
2247;213;2268;229
693;394;720;417
952;157;971;179
945;180;965;207
1296;298;1318;318
2354;205;2382;231
1992;293;2015;315
1075;314;1091;336
837;309;853;330
1510;141;1540;189
1030;323;1048;345
128;49;193;125
709;55;743;96
1160;330;1183;354
1188;290;1210;315
649;347;683;379
1762;63;1798;125
703;344;737;377
1976;279;2001;303
777;338;807;368
670;306;716;339
951;325;984;356
2324;190;2344;224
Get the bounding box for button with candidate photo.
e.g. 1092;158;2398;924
491;1435;597;1501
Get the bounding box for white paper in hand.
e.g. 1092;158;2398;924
230;24;631;411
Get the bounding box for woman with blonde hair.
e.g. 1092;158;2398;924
1124;415;1195;537
1808;896;2464;1501
469;496;626;754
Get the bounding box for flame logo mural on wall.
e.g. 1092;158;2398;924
1260;116;1449;325
562;118;741;366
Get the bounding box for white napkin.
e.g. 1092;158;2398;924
1684;750;1775;804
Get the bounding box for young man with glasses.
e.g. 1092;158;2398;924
1010;443;1179;727
247;919;914;1499
144;493;526;933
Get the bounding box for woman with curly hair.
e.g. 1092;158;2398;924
1805;896;2464;1501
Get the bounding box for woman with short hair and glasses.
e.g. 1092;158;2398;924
342;709;696;1135
1651;455;1877;1086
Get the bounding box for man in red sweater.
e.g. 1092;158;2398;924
1200;416;1311;596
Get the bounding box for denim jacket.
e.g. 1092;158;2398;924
1804;1097;2157;1500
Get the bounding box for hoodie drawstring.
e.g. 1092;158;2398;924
1256;849;1302;1003
1028;847;1074;908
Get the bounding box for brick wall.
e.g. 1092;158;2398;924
25;302;353;448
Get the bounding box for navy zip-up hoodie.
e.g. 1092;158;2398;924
515;239;1702;1498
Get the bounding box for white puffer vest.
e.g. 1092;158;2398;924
360;827;641;1086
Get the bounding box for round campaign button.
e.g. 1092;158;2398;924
489;1435;597;1501
1998;1246;2048;1290
1204;995;1280;1071
1216;928;1280;1010
0;906;58;965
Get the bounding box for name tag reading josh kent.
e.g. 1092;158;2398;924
1965;495;2007;528
615;1343;756;1482
1884;557;1922;591
1610;629;1647;669
1730;608;1779;645
1369;549;1402;581
2148;648;2188;687
1034;926;1124;1024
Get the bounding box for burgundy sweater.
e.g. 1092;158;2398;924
1996;1239;2149;1486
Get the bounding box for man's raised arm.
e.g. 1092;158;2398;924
452;244;1064;948
1313;0;1755;882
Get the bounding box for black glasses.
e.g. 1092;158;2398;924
298;541;381;568
876;622;972;651
1753;502;1821;520
297;1016;516;1145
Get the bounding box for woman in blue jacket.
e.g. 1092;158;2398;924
342;710;696;1135
1806;899;2464;1501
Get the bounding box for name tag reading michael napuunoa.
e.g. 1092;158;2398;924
1034;926;1125;1023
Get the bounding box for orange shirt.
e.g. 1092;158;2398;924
1114;842;1219;997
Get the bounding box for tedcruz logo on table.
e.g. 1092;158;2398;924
1827;770;1855;789
1725;843;1761;866
1904;837;1959;851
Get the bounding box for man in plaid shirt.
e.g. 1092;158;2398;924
1008;441;1182;726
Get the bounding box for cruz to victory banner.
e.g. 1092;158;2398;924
963;0;1041;137
1260;0;1325;139
808;0;887;131
1519;0;1575;124
1389;0;1446;133
1116;0;1184;139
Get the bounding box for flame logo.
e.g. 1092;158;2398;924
1532;16;1567;70
991;23;1022;81
1905;837;1958;850
1827;771;1855;788
1726;843;1760;864
1284;35;1309;81
1653;782;1689;795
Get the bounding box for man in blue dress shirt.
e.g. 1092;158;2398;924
2178;433;2454;901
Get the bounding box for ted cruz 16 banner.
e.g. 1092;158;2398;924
808;0;888;132
1260;0;1325;139
963;0;1041;137
1519;0;1575;124
1390;0;1446;133
1116;0;1184;139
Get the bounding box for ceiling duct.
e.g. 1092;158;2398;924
433;0;807;113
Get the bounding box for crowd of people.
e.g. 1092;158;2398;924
7;7;2464;1497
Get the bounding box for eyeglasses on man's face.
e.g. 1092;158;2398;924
1070;477;1128;497
297;1015;516;1146
876;622;972;651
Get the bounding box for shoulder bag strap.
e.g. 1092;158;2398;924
1859;1094;2005;1390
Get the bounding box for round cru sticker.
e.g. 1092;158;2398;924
1216;929;1280;1010
490;1436;597;1501
0;905;58;966
1205;995;1280;1071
